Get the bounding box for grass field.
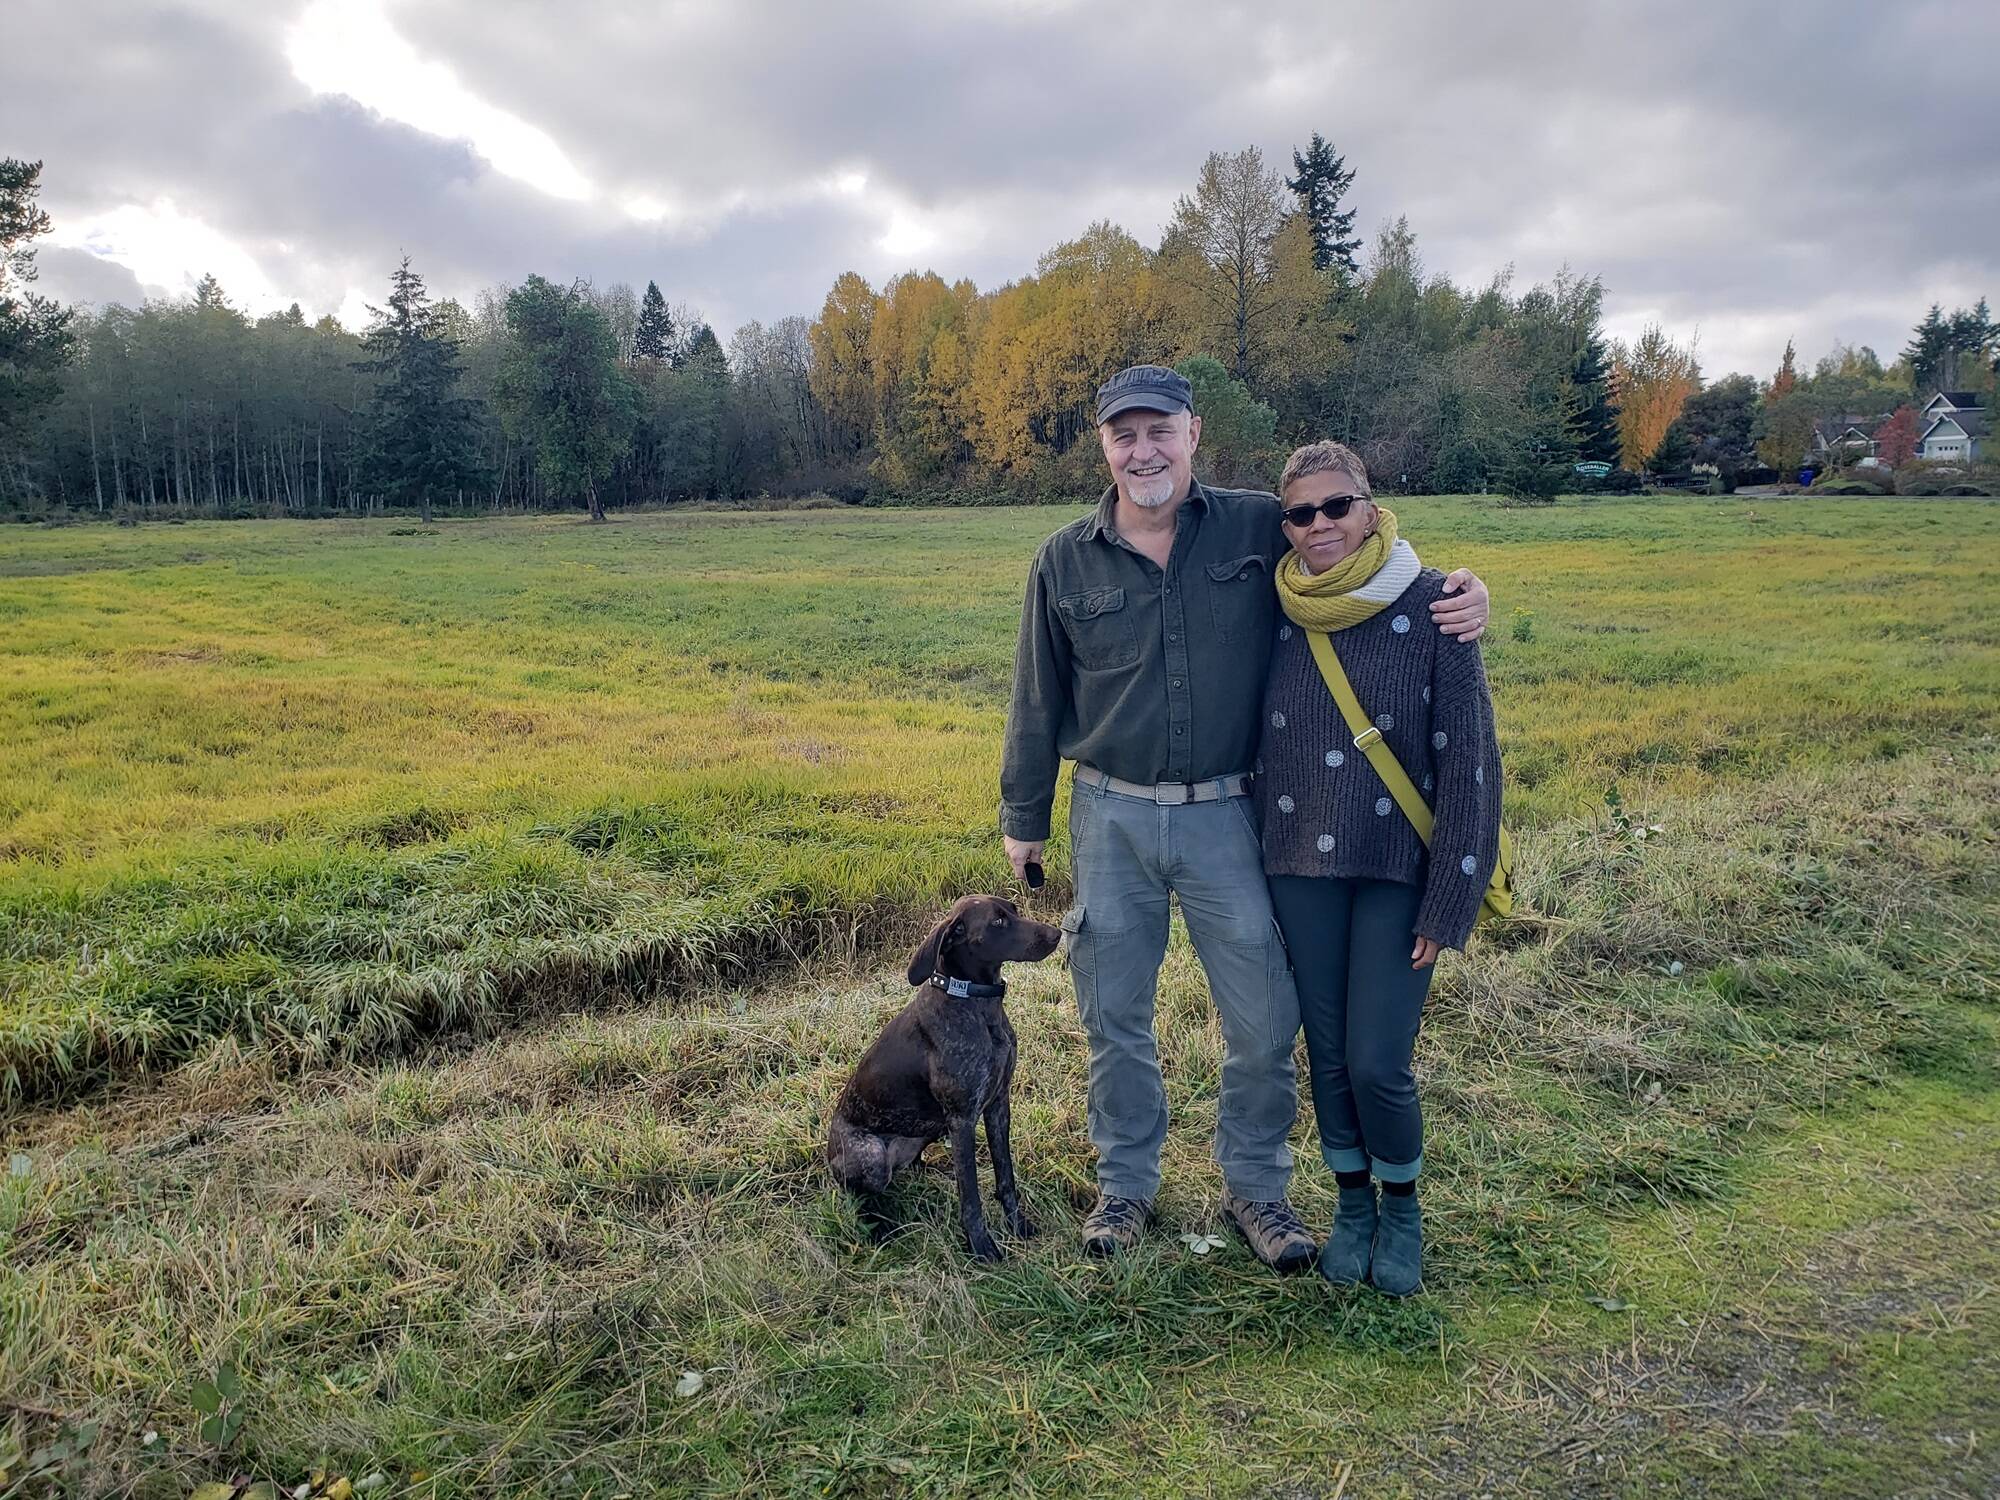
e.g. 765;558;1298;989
2;496;1998;1496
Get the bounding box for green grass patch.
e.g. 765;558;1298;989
2;497;1997;1106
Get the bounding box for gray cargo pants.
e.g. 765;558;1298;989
1061;770;1300;1202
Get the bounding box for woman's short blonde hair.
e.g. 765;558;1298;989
1279;440;1372;499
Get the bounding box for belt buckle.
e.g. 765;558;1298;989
1353;727;1383;751
1155;782;1190;806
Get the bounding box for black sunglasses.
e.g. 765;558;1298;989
1280;495;1369;528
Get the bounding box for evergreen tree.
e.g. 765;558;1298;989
353;256;485;523
633;280;674;363
192;272;229;310
1568;332;1621;463
1902;304;1951;392
495;275;638;522
1285;132;1360;274
657;322;729;498
0;158;77;495
1947;297;1994;380
1676;373;1759;488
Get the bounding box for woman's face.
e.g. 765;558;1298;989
1280;469;1377;573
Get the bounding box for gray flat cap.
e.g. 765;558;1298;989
1095;364;1193;425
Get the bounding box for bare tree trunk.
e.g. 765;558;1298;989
587;481;605;522
89;404;105;512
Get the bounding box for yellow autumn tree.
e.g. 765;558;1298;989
867;271;980;489
1611;324;1700;471
807;271;880;454
969;222;1171;476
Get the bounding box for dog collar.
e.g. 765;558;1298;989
928;973;1007;1000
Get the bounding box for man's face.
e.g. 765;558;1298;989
1099;407;1201;510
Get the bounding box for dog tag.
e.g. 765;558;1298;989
1023;861;1045;890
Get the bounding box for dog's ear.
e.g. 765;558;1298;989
906;914;964;985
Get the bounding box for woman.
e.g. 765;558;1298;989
1252;441;1502;1297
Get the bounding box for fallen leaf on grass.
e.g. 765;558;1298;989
1586;1296;1631;1313
1180;1233;1228;1255
675;1370;704;1397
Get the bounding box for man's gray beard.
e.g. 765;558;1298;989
1128;487;1176;509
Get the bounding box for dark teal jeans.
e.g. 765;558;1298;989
1267;875;1432;1182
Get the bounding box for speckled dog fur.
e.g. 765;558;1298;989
827;894;1061;1261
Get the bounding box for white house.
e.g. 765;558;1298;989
1916;391;1988;462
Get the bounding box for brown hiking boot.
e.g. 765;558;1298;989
1224;1193;1317;1274
1080;1194;1156;1257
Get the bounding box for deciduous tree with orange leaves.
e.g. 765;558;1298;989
1610;323;1700;472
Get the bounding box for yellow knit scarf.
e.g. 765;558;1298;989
1274;506;1400;633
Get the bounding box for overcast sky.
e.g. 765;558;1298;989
7;0;1997;383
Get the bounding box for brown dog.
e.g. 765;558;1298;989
827;894;1062;1261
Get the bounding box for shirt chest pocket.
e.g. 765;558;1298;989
1205;554;1272;644
1057;586;1138;671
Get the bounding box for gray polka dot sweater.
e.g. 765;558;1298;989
1252;567;1502;950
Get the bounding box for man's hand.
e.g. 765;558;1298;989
1411;935;1441;970
1430;569;1489;642
1004;836;1045;883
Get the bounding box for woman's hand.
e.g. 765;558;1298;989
1411;935;1441;970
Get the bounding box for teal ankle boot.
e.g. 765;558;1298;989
1317;1184;1377;1286
1370;1188;1423;1297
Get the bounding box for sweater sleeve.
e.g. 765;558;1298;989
1416;627;1502;949
998;545;1074;842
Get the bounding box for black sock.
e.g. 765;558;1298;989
1335;1169;1371;1190
1380;1178;1416;1197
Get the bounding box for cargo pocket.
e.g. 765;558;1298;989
1057;586;1138;670
1061;903;1096;1028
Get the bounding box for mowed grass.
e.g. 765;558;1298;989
2;496;1996;1105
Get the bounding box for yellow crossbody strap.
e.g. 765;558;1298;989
1305;631;1435;840
1304;630;1517;925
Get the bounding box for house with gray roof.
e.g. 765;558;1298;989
1917;391;1988;462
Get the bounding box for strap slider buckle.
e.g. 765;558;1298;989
1352;727;1383;752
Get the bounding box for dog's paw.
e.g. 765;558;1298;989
968;1232;1006;1263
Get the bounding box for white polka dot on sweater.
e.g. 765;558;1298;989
1422;685;1431;704
1325;749;1344;768
1460;855;1477;875
1375;797;1392;816
1391;614;1410;634
1279;625;1292;641
1375;713;1394;731
1271;711;1286;729
1277;795;1295;813
1433;730;1448;750
1422;774;1433;793
1474;765;1483;784
1316;834;1336;853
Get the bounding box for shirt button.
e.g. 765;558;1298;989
1169;633;1180;642
1175;726;1185;735
1172;678;1182;688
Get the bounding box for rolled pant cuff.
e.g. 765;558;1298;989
1370;1153;1422;1184
1321;1146;1370;1175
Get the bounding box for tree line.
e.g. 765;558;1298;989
2;148;1994;519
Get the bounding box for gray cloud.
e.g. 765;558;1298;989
6;0;1996;382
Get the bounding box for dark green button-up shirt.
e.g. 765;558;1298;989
1000;480;1287;841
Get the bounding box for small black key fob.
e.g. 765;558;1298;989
1023;861;1045;890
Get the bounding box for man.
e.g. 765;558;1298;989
1001;364;1489;1268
